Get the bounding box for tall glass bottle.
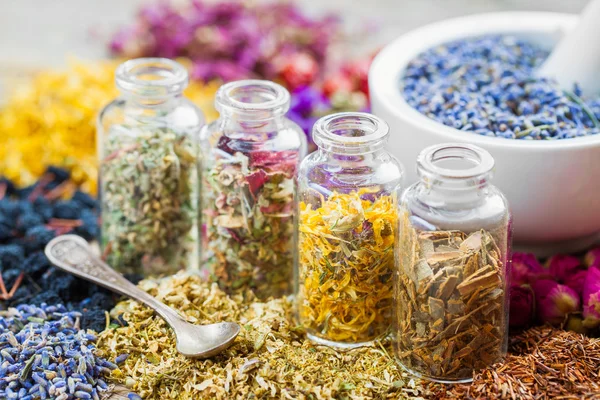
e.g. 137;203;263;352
394;143;511;383
97;58;204;277
296;112;404;348
200;80;307;299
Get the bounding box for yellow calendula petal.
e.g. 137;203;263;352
297;190;397;343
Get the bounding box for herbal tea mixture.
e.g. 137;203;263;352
297;189;397;345
100;128;199;276
395;213;507;381
202;139;298;299
97;273;425;400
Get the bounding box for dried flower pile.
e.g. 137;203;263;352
202;139;299;299
297;190;397;345
0;59;219;194
101;128;198;277
395;216;507;381
98;273;425;400
0;60;118;194
509;247;600;336
109;1;340;86
429;327;600;399
402;35;600;139
0;304;117;400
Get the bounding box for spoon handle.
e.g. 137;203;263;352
44;235;187;328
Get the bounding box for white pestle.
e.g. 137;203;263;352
537;0;600;94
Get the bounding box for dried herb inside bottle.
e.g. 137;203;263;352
297;189;397;345
202;137;298;299
101;127;199;276
394;212;507;381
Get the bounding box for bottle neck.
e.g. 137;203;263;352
217;109;287;136
415;143;495;209
312;112;389;156
116;58;188;110
214;79;291;139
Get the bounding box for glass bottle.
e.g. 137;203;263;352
97;58;204;277
200;80;307;299
394;143;511;383
296;112;404;348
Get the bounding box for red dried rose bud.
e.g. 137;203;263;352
582;266;600;328
546;254;584;282
509;284;535;330
564;269;588;295
279;53;319;90
532;279;580;326
341;57;372;96
322;74;354;98
511;252;545;286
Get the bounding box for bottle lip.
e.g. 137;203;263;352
312;112;389;154
116;58;189;98
215;80;290;118
417;143;495;181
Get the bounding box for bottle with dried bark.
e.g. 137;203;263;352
394;143;511;383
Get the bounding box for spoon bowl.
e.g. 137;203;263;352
44;234;241;359
175;321;241;358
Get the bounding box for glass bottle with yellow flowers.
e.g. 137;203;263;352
295;112;404;348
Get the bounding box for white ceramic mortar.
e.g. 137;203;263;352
369;12;600;252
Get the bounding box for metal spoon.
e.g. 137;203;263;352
44;234;240;358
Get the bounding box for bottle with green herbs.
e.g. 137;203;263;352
296;112;404;348
97;58;204;277
394;143;511;383
200;80;307;299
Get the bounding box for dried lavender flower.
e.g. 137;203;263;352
0;304;117;399
402;35;600;140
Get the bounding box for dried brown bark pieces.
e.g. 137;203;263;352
395;213;507;382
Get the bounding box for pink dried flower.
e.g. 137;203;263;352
246;170;268;197
532;279;580;326
584;247;600;267
509;284;535;330
110;1;341;84
511;252;544;286
546;254;584;282
564;269;588;295
582;266;600;328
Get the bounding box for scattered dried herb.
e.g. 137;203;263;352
429;327;600;399
297;189;397;345
100;128;199;276
395;212;508;381
202;141;298;299
97;273;425;400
